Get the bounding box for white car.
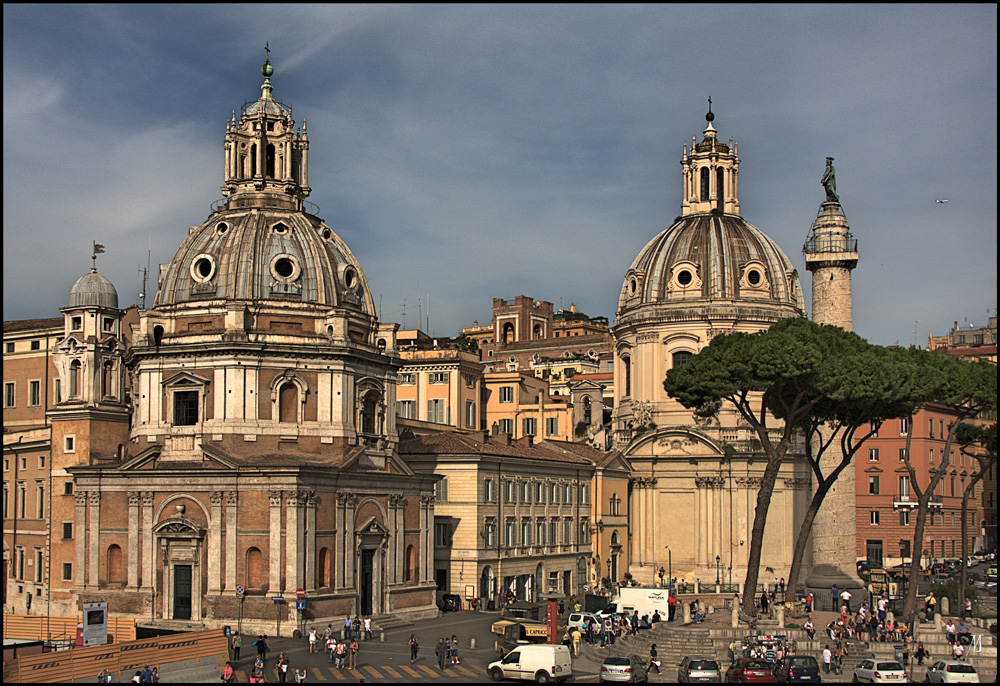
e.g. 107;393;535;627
925;660;980;683
566;611;601;632
852;659;906;683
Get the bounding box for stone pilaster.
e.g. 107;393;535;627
87;491;101;590
141;492;154;590
127;492;141;589
305;493;317;592
74;492;88;591
225;491;238;593
269;490;283;592
208;491;223;593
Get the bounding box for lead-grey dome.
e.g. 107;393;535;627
70;269;119;309
617;213;805;319
153;208;374;313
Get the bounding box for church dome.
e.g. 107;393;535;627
154;208;374;313
617;212;805;318
70;269;119;309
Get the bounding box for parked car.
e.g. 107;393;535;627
600;655;649;683
924;660;980;683
487;643;572;683
724;658;776;683
567;611;601;632
678;657;722;683
852;659;906;683
931;573;953;584
772;655;821;683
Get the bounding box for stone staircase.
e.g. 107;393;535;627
589;618;997;682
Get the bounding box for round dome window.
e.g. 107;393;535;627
629;278;637;295
190;254;216;283
216;222;229;235
747;269;761;286
677;270;693;286
269;254;301;284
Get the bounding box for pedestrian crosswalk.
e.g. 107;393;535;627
235;661;483;682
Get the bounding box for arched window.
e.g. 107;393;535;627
716;167;725;209
360;391;379;435
246;547;264;591
404;545;416;582
583;396;592;424
672;351;693;368
107;544;123;586
533;324;543;340
103;362;114;399
700;167;710;201
278;382;297;423
622;355;631;397
502;322;515;345
265;144;276;178
318;547;331;589
69;360;81;397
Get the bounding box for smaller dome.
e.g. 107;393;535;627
70;269;119;309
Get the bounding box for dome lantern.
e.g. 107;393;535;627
679;99;740;216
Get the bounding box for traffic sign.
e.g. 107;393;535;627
296;598;306;611
296;588;305;599
271;596;285;603
236;586;245;595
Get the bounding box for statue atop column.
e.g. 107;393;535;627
821;157;839;203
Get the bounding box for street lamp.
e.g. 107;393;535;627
665;546;672;593
658;567;665;588
715;555;721;586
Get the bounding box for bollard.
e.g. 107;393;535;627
940;597;950;615
470;637;477;650
731;604;739;628
934;613;942;631
776;605;785;628
380;630;385;642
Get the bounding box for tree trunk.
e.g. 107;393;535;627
743;453;785;615
784;481;831;604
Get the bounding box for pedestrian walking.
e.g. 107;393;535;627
277;651;289;683
232;631;242;661
349;638;359;669
326;635;336;662
408;633;419;663
364;615;372;640
222;661;235;683
450;634;460;664
336;640;347;668
649;644;661;673
294;668;307;683
822;645;832;674
435;637;447;670
571;628;582;657
308;627;317;653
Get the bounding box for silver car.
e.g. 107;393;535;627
678;657;721;683
925;660;980;683
600;655;649;683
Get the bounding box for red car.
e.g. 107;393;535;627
725;659;777;683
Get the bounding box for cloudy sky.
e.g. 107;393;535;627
4;5;996;347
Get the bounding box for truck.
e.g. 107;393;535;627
605;586;672;618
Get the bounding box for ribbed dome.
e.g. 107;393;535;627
618;213;805;317
70;269;119;309
154;208;374;313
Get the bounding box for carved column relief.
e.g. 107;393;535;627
335;493;346;590
344;493;356;590
285;491;304;596
420;494;435;583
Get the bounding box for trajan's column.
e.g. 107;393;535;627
803;157;865;606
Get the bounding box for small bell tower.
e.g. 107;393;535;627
221;44;311;211
680;98;741;216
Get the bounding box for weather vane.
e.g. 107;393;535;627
92;240;106;271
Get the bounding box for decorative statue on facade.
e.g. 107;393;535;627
821;157;839;203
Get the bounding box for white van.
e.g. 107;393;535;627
487;643;573;683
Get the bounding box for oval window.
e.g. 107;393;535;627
269;253;301;283
196;259;212;278
322;228;332;240
273;222;288;234
190;254;216;283
216;222;229;235
629;278;637;295
677;270;693;286
344;267;357;290
747;269;761;286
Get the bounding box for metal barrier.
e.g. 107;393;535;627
1;614;135;644
3;627;227;683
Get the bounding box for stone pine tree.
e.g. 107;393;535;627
898;352;996;620
956;420;997;612
782;345;922;603
665;316;867;615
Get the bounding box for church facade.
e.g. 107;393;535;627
46;55;440;630
611;107;816;588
